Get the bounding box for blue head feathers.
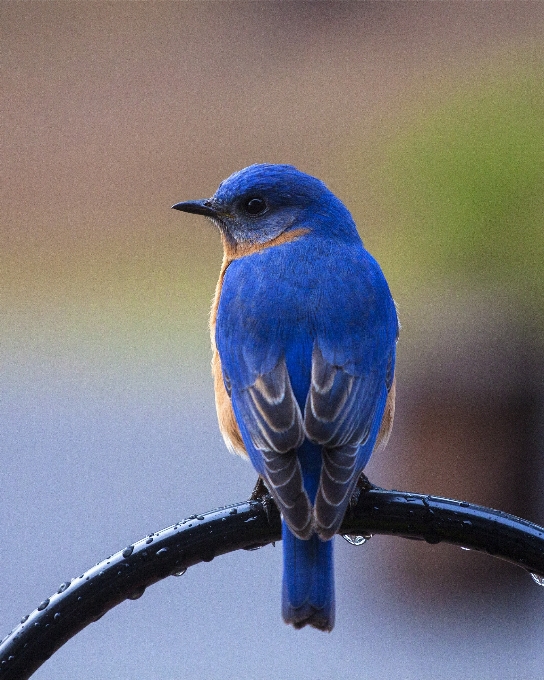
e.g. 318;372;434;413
173;163;358;246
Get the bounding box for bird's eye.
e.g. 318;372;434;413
243;197;267;215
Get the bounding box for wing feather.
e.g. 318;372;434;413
305;344;392;539
231;357;313;539
304;345;378;447
314;444;359;538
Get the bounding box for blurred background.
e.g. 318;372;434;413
2;3;544;678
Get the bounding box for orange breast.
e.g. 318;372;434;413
210;254;247;458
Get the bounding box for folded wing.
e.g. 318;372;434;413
305;344;390;540
232;357;313;540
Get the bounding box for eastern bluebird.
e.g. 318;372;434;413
173;164;398;631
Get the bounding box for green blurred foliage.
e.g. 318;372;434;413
354;69;544;322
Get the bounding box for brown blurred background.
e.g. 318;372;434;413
2;3;544;679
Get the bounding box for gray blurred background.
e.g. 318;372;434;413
2;3;544;678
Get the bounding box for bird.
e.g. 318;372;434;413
172;164;398;632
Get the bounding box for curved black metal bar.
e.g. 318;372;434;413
2;489;544;679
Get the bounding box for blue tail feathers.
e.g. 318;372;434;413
281;521;335;632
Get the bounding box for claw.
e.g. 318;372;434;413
349;472;381;509
249;476;277;537
249;476;270;501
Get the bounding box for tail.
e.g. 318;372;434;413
281;521;335;631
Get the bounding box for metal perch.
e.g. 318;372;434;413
2;487;544;679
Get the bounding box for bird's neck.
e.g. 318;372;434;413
220;227;311;261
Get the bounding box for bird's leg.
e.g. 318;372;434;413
349;472;382;508
356;471;378;492
341;473;380;542
246;476;277;547
250;475;270;501
250;476;276;525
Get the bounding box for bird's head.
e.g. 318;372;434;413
172;164;354;252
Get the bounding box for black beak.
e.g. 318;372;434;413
171;199;218;218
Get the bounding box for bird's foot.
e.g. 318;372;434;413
249;476;277;528
349;472;382;508
249;476;270;502
342;473;378;544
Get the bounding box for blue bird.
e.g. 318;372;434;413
173;164;398;631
